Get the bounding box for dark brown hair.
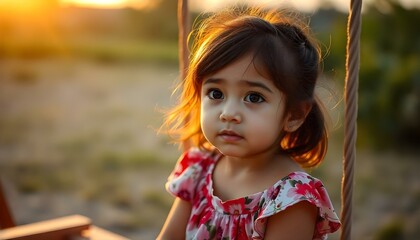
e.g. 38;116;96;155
164;7;327;168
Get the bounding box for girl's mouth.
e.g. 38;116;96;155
218;130;243;142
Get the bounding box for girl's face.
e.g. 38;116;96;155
200;54;289;158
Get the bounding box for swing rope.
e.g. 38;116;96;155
177;0;190;83
178;0;191;151
176;1;362;239
341;0;362;239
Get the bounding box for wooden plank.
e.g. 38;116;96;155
0;215;90;240
0;180;15;229
82;226;129;240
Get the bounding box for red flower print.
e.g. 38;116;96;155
287;181;322;205
200;209;213;225
267;186;280;200
228;203;243;215
316;185;332;207
178;189;191;201
216;226;224;239
237;223;249;240
223;198;246;215
230;217;250;240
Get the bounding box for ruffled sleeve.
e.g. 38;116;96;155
165;148;210;202
254;172;341;240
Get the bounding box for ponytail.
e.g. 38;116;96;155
281;101;327;168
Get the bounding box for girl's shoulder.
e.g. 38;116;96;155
255;171;341;238
266;171;331;206
165;147;219;202
175;147;219;170
279;171;320;185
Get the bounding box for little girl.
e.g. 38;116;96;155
158;7;341;240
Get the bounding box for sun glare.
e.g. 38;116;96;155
60;0;156;9
0;0;56;15
61;0;128;9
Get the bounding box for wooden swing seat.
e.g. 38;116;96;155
0;181;128;240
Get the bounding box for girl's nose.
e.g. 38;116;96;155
219;107;242;123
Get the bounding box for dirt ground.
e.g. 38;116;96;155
0;58;418;239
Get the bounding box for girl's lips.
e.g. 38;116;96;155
218;130;243;142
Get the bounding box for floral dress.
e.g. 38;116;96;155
166;148;341;240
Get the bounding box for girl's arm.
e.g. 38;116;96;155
264;201;317;240
156;197;192;240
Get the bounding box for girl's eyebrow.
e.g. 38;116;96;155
202;78;221;85
203;78;273;93
243;80;273;93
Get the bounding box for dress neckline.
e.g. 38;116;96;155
205;152;308;215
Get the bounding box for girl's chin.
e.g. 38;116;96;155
214;146;247;158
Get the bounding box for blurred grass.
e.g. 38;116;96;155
70;39;179;64
10;65;40;84
0;150;171;191
89;150;173;171
0;38;179;65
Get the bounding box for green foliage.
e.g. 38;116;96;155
374;218;405;240
316;3;420;150
357;3;420;149
122;1;179;40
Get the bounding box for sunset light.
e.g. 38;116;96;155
61;0;127;9
0;0;57;15
60;0;157;9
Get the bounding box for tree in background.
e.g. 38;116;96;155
302;0;420;151
356;1;420;150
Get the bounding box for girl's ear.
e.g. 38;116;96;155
283;102;313;132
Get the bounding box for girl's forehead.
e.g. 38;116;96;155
202;54;278;91
204;54;262;78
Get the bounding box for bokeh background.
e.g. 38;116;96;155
0;0;419;239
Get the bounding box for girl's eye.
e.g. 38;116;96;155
208;89;224;100
245;93;265;103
